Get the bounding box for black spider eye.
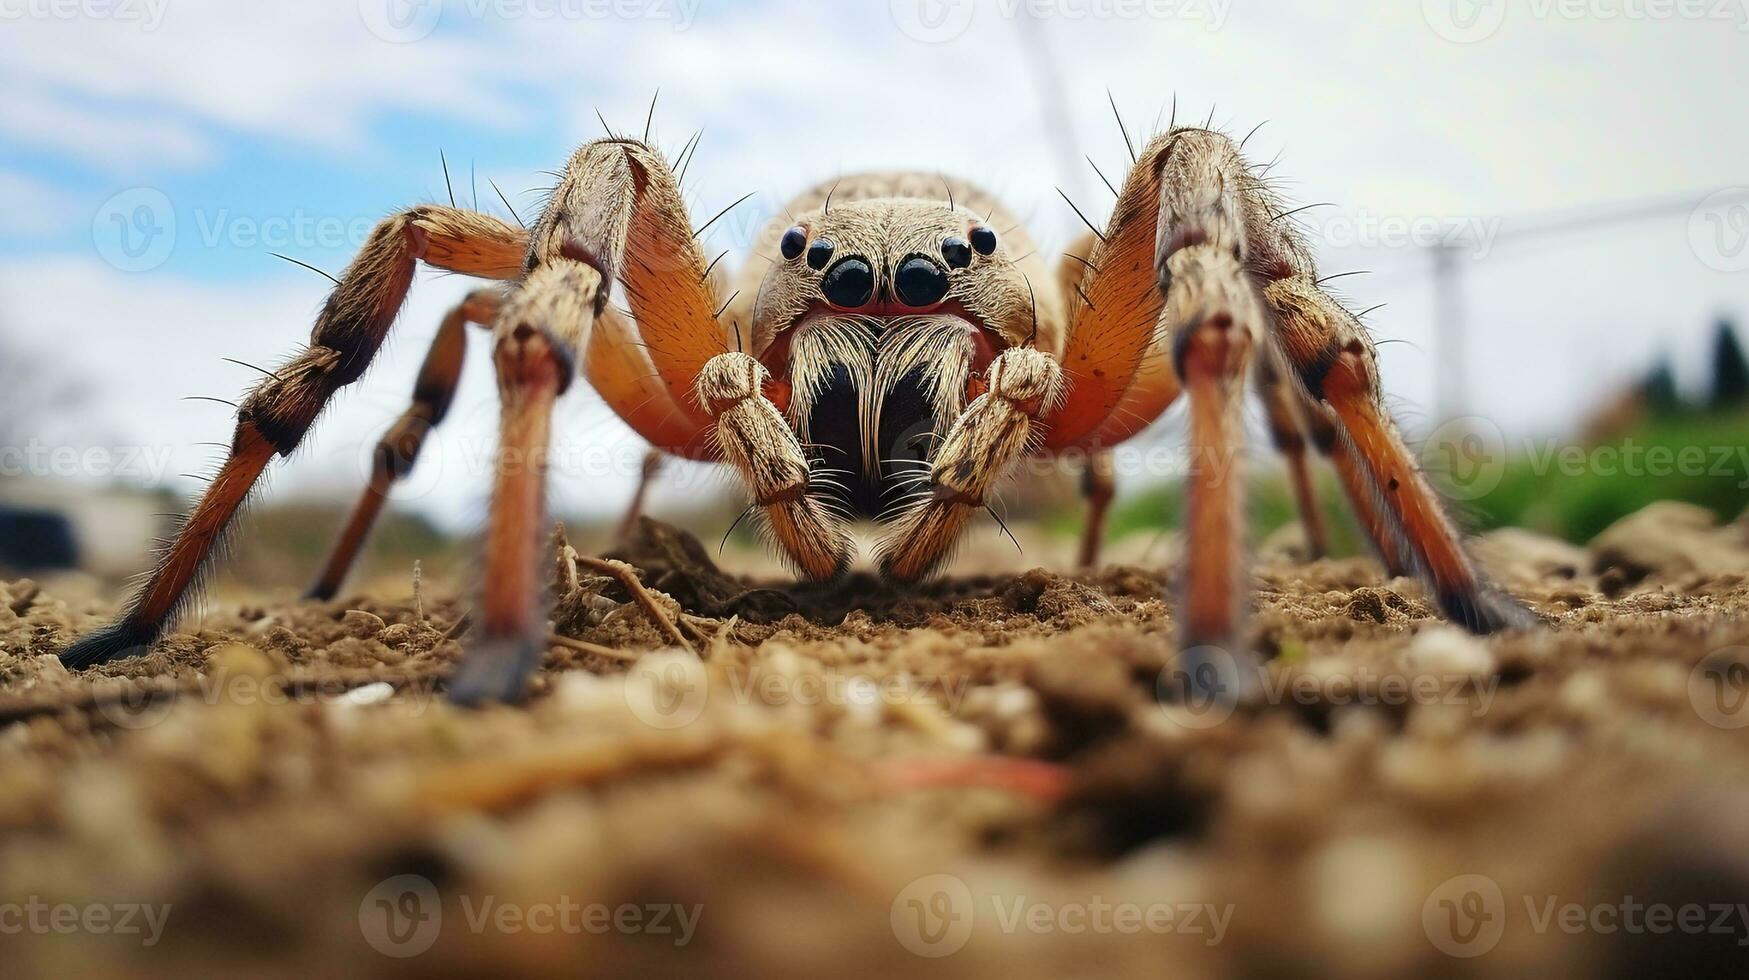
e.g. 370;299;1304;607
969;225;997;255
941;236;971;269
780;226;806;261
806;238;834;270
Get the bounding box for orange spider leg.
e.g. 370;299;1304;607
306;289;497;601
1263;278;1536;632
1256;351;1329;560
61;207;526;668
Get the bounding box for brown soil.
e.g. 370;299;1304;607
3;516;1749;979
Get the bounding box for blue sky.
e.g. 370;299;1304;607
2;0;1747;529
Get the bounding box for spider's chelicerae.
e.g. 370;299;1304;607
60;113;1538;703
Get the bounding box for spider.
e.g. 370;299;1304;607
59;113;1538;704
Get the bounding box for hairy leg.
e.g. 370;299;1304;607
445;137;736;703
1256;351;1328;560
1076;448;1116;568
1263;278;1535;631
1297;394;1416;577
615;448;666;541
61;207;526;668
306;289;499;601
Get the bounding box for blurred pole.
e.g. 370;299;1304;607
1431;243;1467;425
1012;10;1087;204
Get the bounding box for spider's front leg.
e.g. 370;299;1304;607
447;145;645;704
878;346;1062;580
448;137;746;703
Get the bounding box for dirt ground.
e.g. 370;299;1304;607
3;504;1749;979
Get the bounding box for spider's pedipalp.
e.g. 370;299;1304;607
696;350;852;581
878;346;1062;581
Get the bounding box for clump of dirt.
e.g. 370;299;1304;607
2;508;1749;978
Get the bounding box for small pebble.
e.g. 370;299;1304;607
338;681;395;706
341;609;386;639
1407;626;1495;678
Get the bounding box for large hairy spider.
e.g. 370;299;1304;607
60;112;1537;703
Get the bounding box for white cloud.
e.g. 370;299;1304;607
0;169;89;235
0;0;522;168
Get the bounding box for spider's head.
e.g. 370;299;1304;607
750;197;1039;519
751;198;1037;352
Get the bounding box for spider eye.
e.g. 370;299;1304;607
941;236;972;269
806;238;835;271
780;226;807;261
969;225;998;255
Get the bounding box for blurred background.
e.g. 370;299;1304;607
2;0;1747;588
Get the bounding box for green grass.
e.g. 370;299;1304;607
1057;409;1749;552
1467;411;1749;542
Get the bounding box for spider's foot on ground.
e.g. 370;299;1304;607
447;636;542;706
59;619;158;670
1440;586;1544;635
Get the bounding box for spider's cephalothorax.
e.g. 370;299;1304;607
58;119;1540;704
741;185;1050;526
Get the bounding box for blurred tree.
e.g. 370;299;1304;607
1642;354;1682;416
1709;318;1749;410
0;317;85;458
